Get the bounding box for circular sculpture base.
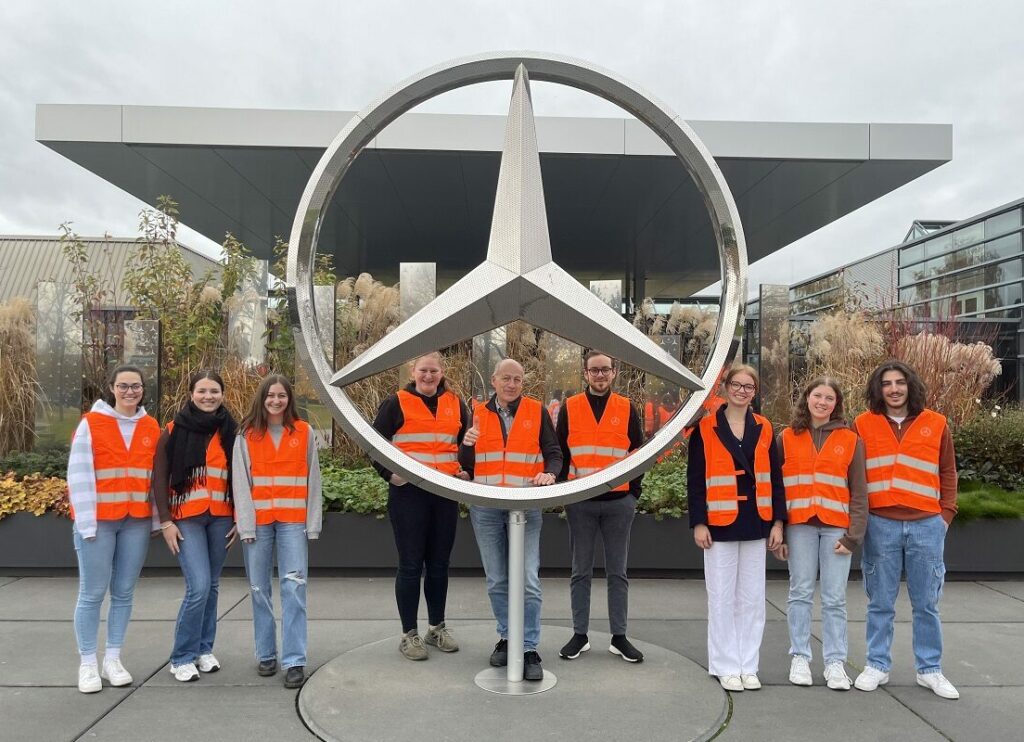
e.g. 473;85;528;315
298;624;727;742
473;666;557;695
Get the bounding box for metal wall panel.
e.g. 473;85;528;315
122;320;161;419
758;284;791;422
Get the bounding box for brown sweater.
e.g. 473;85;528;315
777;419;868;551
865;412;958;525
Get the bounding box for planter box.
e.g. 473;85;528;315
2;511;1022;575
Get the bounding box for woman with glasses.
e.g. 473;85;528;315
68;365;160;693
687;364;786;693
152;369;239;682
371;352;471;661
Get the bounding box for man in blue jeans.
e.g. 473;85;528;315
460;359;562;681
853;360;959;699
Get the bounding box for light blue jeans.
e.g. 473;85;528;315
469;506;543;651
170;513;234;666
73;516;151;656
242;522;308;669
862;513;947;674
786;524;852;664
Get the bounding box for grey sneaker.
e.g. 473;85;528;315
424;622;459;653
399;630;428;661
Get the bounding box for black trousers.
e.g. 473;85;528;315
388;483;459;632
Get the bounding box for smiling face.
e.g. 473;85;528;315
807;384;838;426
263;383;289;423
110;371;144;415
880;369;909;416
411;354;444;397
584;354;616;395
491;359;524;406
724;372;756;408
191;377;224;413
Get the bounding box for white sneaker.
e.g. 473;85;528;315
169;662;200;682
197;653;221;673
854;666;890;691
917;672;959;699
824;662;851;691
78;663;101;694
740;673;761;690
789;656;813;686
718;675;744;692
101;658;133;686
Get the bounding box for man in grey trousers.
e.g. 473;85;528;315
556;350;646;663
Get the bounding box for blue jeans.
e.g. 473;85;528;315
862;513;947;674
786;524;852;664
242;522;308;669
73;516;151;656
170;513;234;665
469;506;542;651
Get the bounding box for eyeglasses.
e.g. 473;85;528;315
114;383;144;392
586;367;614;376
727;381;756;393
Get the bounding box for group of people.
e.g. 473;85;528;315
69;367;320;693
69;351;960;702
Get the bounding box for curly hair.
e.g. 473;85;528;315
865;360;927;416
790;376;845;433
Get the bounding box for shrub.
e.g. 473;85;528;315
636;454;688;520
320;463;389;516
0;472;70;520
0;298;40;455
956;479;1024;521
954;407;1024;491
0;446;70;479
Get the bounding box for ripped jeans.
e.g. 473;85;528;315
242;522;308;669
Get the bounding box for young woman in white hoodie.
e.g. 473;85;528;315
67;365;160;693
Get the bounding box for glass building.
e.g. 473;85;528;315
745;197;1024;401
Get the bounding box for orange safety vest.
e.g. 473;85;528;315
855;410;945;514
473;397;544;487
246;420;310;525
780;427;857;528
80;412;160;521
165;422;231;519
393;390;462;476
566;392;632;492
698;412;774;525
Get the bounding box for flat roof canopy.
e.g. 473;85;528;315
36;105;951;298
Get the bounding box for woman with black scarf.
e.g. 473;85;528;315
153;369;238;682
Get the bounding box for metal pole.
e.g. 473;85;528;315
506;509;526;682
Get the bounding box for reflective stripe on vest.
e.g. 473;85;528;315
780;426;857;527
855;410;945;514
698;412;774;525
473;397;545;488
80;412;160;521
394;390;462;476
565;392;632;492
246;421;310;525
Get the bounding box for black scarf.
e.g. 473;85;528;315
166;401;238;510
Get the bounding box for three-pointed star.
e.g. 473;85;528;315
332;64;704;393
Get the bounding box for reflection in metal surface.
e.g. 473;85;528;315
472;328;507;403
34;282;82;449
227;260;269;365
589;280;623;312
123;320;161;419
758;284;791;422
297;284;336;447
287;52;746;509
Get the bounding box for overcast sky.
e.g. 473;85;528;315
2;0;1022;292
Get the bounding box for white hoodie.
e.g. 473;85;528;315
66;399;157;539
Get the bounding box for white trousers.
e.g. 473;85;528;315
704;539;767;676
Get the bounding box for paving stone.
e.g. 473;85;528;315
0;687;130;742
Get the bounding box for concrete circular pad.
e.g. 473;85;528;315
298;624;727;742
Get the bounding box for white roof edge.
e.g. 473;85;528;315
35;104;952;162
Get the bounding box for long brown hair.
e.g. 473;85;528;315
240;374;299;437
865;360;926;416
790;377;845;433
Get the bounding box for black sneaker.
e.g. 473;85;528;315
559;633;591;660
283;666;305;688
609;635;644;663
489;639;508;667
524;651;543;681
257;658;278;677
